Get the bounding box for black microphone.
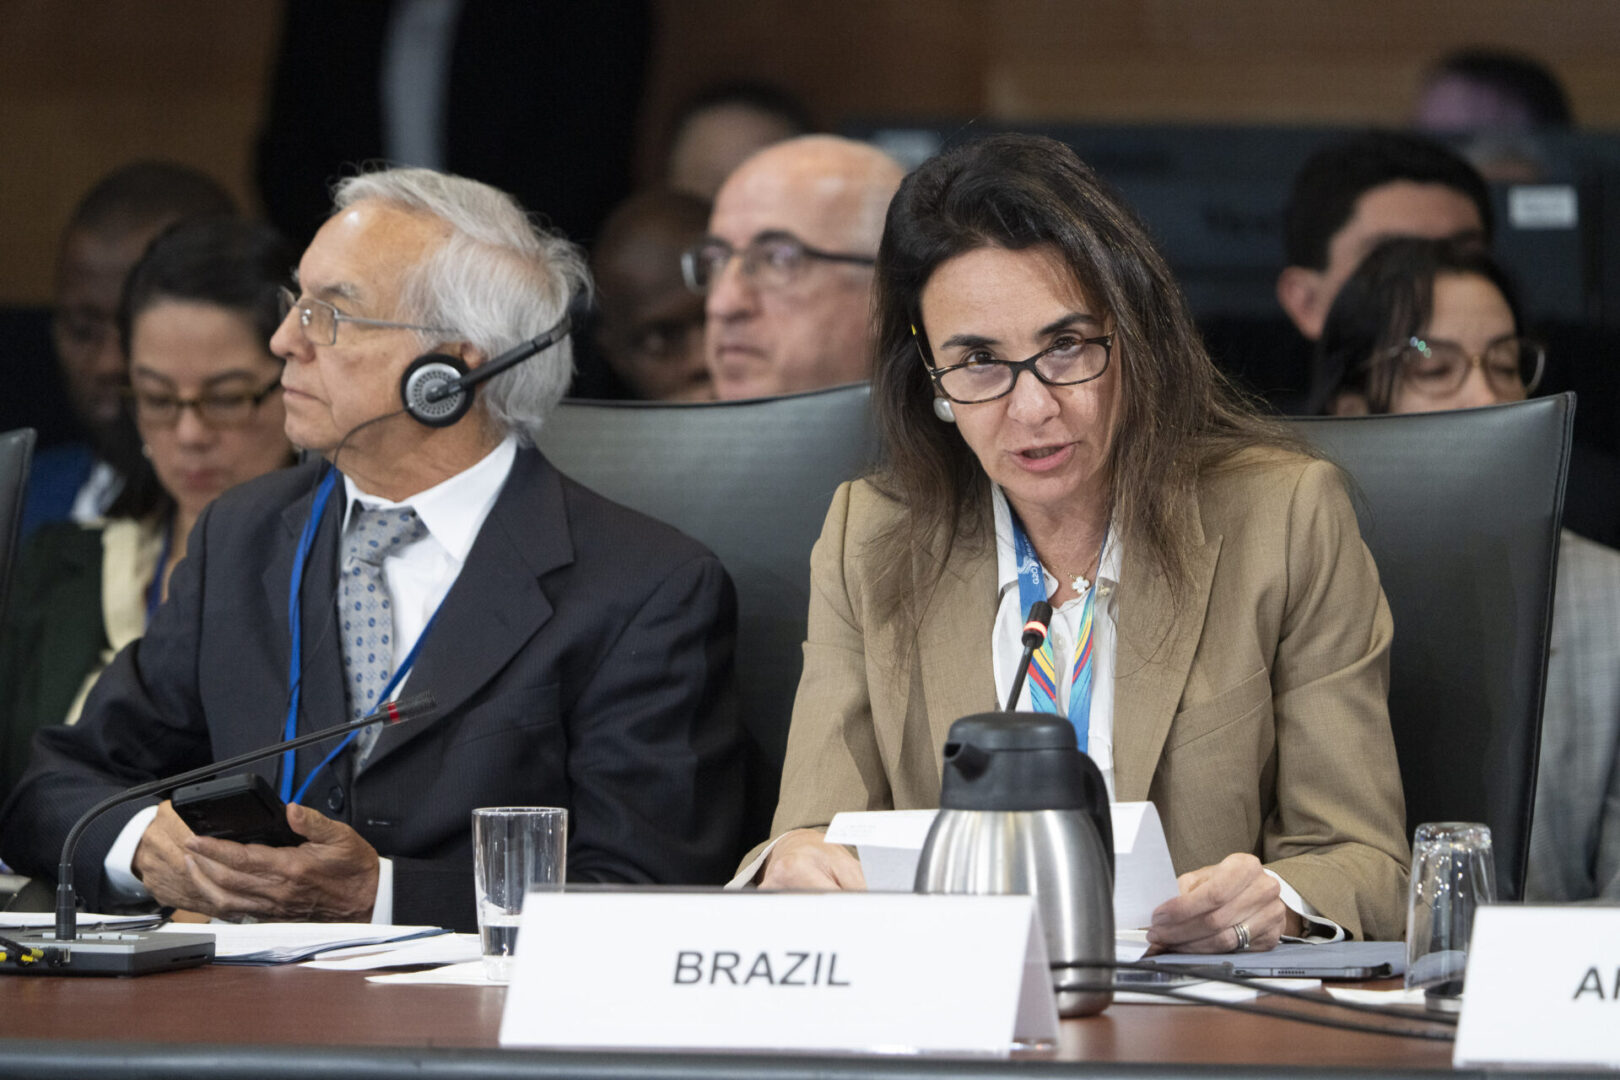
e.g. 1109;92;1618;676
8;692;437;975
1004;600;1053;712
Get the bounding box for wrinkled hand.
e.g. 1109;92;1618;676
133;801;379;922
1146;853;1302;954
758;828;867;890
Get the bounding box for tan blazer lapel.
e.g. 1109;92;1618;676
915;534;1000;784
1111;496;1221;802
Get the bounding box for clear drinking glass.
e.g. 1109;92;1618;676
1405;821;1495;996
472;806;567;981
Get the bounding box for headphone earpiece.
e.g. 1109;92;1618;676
395;310;574;430
400;352;473;428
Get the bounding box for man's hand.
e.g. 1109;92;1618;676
134;801;380;921
1145;852;1302;954
758;828;866;890
131;800;203;906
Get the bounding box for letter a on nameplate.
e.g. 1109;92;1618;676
499;891;1059;1054
1453;905;1620;1070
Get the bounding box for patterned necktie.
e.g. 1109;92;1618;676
339;504;428;757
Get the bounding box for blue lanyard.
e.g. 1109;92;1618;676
279;466;440;804
1008;508;1108;749
143;517;174;623
288;607;441;806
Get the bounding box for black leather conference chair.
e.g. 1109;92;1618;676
0;427;35;628
535;385;879;854
1286;395;1573;901
0;427;35;905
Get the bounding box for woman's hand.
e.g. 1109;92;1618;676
758;828;867;890
1145;853;1302;954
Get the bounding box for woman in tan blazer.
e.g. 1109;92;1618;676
749;134;1410;950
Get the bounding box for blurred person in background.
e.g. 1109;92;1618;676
1414;47;1575;182
1416;47;1573;134
666;82;815;200
688;135;903;400
256;0;649;248
22;162;238;540
2;218;297;800
1277;132;1490;347
1315;235;1620;902
579;189;712;401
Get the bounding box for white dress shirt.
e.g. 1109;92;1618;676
988;486;1340;939
104;436;519;924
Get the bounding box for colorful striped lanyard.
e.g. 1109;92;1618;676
1010;510;1108;752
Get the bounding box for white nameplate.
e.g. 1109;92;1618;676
499;891;1059;1054
1453;905;1620;1070
826;803;1179;928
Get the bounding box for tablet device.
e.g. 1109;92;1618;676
1147;940;1405;979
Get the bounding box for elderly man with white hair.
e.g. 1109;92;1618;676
0;169;744;931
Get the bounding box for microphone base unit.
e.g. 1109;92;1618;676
2;929;214;976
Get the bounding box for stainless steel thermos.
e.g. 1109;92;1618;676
913;712;1116;1017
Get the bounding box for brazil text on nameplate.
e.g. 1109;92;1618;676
498;890;1060;1054
1453;905;1620;1070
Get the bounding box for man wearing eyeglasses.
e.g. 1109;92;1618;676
1;168;745;932
687;135;903;400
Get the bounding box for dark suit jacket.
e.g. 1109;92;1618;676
0;521;106;801
0;449;743;930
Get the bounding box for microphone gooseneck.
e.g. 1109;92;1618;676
1004;600;1053;712
52;691;438;944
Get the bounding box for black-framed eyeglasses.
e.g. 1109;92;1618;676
277;286;454;347
918;327;1115;404
1387;334;1545;400
125;375;284;429
680;232;876;294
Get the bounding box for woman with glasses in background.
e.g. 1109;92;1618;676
1315;235;1620;903
1;218;296;800
1312;235;1544;416
741;134;1410;952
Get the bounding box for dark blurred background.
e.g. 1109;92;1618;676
5;0;1620;448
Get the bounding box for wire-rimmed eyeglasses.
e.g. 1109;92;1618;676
680;232;876;295
1387;334;1545;400
278;287;454;347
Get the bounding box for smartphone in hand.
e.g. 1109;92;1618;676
171;774;303;847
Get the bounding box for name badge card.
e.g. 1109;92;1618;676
499;891;1059;1055
1453;905;1620;1070
826;803;1179;928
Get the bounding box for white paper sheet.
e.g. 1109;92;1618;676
1325;985;1428;1006
0;913;447;962
1115;976;1320;1005
368;959;503;986
826;804;1180;928
302;932;480;970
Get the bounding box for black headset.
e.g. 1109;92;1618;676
398;311;573;428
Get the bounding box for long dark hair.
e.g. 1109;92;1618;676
1313;236;1524;414
108;217;295;521
867;133;1300;627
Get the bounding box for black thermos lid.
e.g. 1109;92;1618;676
938;711;1108;814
